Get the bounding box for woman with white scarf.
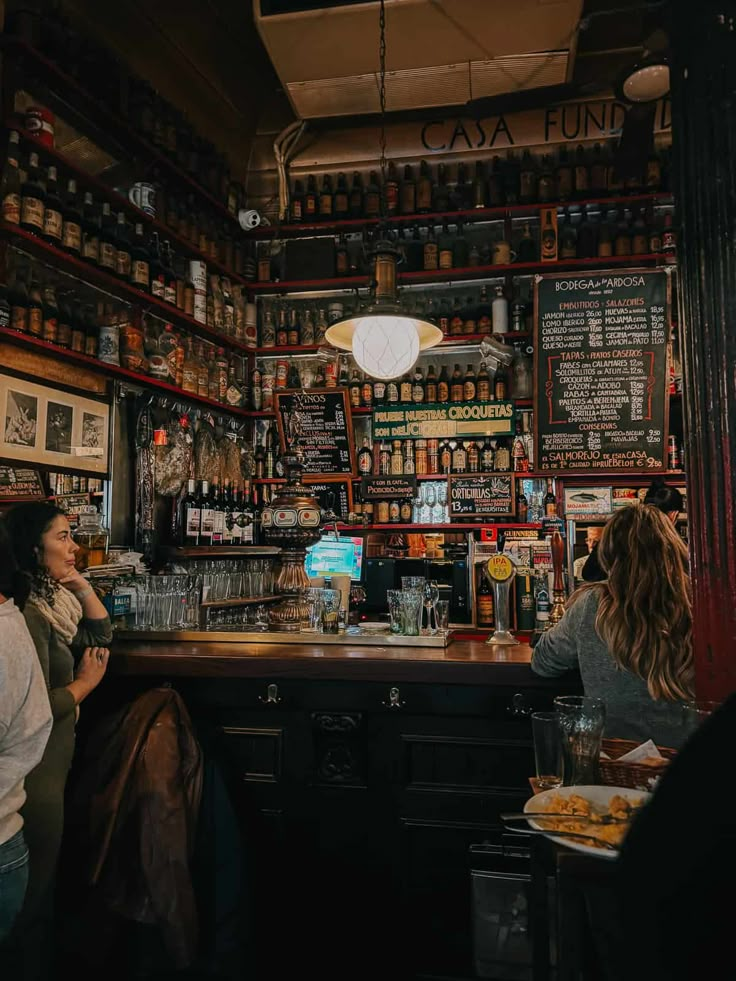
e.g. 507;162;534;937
1;503;112;978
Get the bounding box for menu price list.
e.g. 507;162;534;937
274;389;354;476
534;270;669;472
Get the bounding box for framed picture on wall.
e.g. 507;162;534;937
0;373;110;475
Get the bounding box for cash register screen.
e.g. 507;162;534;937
304;536;364;582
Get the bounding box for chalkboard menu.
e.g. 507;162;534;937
275;389;355;476
534;269;670;472
304;478;353;520
0;466;46;500
449;473;515;518
362;475;418;500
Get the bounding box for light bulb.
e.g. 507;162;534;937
351;316;420;380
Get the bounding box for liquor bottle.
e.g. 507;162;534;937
225;359;243;407
423;224;439;271
357;437;373;475
451;440;467;474
537;155;555;203
27;268;43;337
487;156;504;206
463;364;476;401
517;486;529;522
399;373;412;404
573;144;589;199
492;286;508;334
467;440;480;473
544;478;557;517
198;480;214;546
662;213;677;264
181;479;200;546
519;150;537;204
264;427;275;479
290;179;304;223
480;435;494;472
1;131;21;225
390;439;403;475
438;221;454;269
361;374;373;408
80;192;100;265
196;342;209;398
504;151;520;204
415;159;432;212
212;481;227;545
614;210;631;256
334;172;349;219
453;163;471;210
558;215;577;259
319;174;333;220
378;441;391;475
477;571;494;628
349;171;364;218
646;150;662;192
590;143;608;196
474;286;490;335
9;266;29;333
385;378;399;404
229;484;243;545
300;306;315;345
56;289;72;347
385;162;399;216
304;174;318;219
648;211;663;254
494;362;508;401
42;284;58;343
631;209;648;255
494;439;510;472
472;160;486;209
597;211;613;258
111;212;130;280
449;294;464;336
348;369;361;408
439;439;452;474
373;378;386;404
476;362;491;402
315;307;328;343
162;242;177;306
450;364;464;402
365;171;381;218
453;221;469;268
555;147;574;201
400;164;416;215
221;481;235;547
541;209;558;261
517;222;536;263
462;295;477;335
20;151;46;235
40;165;63;245
244;480;259;544
437;364;450;403
130;222;150;289
403;440;415;475
425;364;438;402
512;422;528;472
335;234;349;277
411;366;425;403
56;179;79;257
83;302;98;357
254;436;266;479
149;231;165;298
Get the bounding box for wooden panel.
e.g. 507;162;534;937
0;342;109;395
220;724;283;783
400;733;534;794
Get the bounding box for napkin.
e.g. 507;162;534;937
600;739;665;764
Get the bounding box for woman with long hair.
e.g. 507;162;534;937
532;503;693;747
1;503;111;976
0;518;52;942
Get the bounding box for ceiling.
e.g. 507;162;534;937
254;0;586;118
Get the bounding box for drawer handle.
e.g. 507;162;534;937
506;693;532;717
382;687;405;710
258;683;282;705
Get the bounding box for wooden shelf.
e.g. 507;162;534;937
245;193;674;240
7;124;251;288
2;223;257;357
2;37;242;233
0;327;264;418
249;254;668;293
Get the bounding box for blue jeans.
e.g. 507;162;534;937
0;830;29;942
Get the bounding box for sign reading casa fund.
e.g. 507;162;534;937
534;269;671;473
373;401;515;441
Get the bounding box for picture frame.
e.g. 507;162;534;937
0;372;110;475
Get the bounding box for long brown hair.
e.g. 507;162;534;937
573;504;694;701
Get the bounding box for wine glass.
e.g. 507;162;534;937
423;580;440;634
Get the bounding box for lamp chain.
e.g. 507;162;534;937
378;0;388;226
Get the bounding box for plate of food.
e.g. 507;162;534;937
358;621;390;634
522;785;650;858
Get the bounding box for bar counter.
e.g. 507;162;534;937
110;634;545;686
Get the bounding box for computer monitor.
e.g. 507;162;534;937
304;535;364;582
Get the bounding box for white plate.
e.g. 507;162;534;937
524;785;650;859
358;621;390;633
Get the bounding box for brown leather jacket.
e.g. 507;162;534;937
72;686;203;968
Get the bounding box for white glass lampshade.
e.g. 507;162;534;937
351;315;421;380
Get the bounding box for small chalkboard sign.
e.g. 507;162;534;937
361;475;418;500
449;473;515;519
0;466;46;501
534;268;670;472
275;389;355;476
304;478;353;520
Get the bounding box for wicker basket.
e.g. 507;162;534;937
599;737;677;791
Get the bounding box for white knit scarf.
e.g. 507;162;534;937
30;586;83;645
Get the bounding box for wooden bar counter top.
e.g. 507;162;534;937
110;634;545;686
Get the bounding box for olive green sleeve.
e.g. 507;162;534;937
23;605;77;722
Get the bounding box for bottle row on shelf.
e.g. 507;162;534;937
258;285;531;348
286;143;671;225
255;204;676;283
49;473;104;496
178;479;258;548
6;12;247;218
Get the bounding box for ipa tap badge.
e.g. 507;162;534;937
486;553;515;583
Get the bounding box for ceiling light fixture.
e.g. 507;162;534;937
616;56;670;105
325;0;442;380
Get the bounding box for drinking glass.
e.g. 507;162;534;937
399;590;423;636
435;600;450;630
423;580;440;634
531;712;563;790
387;589;404;634
554;695;606;786
320;588;341;633
135;577;154;630
401;576;426;593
